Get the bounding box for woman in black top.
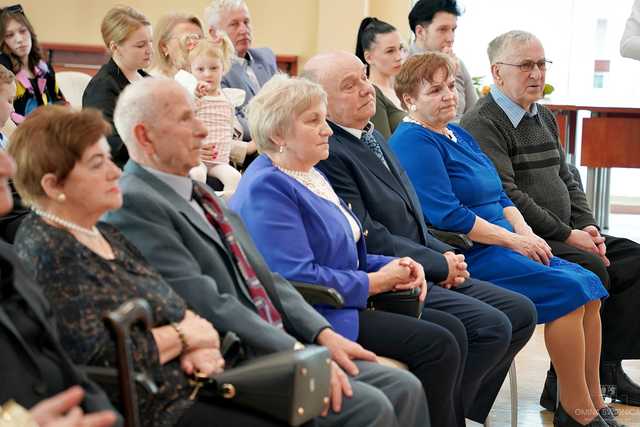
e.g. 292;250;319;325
82;6;151;168
0;5;65;122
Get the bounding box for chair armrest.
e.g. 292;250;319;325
428;228;473;251
79;366;158;395
291;281;344;308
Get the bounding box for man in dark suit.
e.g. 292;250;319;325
105;77;430;427
305;51;537;424
205;0;277;142
0;150;119;427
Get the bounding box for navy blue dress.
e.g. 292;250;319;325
389;121;607;323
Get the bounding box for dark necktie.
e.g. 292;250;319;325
361;131;389;169
191;182;283;328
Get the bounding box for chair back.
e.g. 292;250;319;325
56;71;92;108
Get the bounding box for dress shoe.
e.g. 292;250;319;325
553;404;608;427
541;368;620;416
601;361;640;406
598;406;626;427
541;369;558;411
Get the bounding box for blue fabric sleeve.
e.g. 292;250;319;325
365;253;395;273
233;174;370;309
391;128;477;234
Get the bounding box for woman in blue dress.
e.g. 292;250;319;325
389;52;611;427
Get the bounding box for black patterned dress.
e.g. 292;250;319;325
14;213;194;427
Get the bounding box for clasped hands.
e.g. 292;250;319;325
566;225;610;267
176;310;225;378
370;257;428;302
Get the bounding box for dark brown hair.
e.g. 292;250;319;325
0;7;43;74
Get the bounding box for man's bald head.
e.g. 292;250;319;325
302;51;375;130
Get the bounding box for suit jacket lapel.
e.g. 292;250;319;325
330;123;414;209
125;162;225;248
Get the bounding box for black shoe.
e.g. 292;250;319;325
541;368;620;416
554;404;608;427
541;369;558;411
601;361;640;406
598;406;627;427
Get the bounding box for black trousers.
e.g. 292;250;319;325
357;308;462;427
547;234;640;361
177;400;297;427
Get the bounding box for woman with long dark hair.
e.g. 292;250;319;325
0;5;65;122
355;17;405;138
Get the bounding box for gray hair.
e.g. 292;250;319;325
204;0;247;29
487;30;539;64
247;74;327;154
114;77;188;150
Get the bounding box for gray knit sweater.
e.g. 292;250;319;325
460;94;596;241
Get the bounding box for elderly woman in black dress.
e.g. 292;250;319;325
8;105;289;427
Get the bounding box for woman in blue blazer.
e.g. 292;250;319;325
230;74;474;427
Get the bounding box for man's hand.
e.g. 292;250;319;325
316;329;376;376
582;226;610;267
320;362;353;416
30;386;117;427
439;251;470;288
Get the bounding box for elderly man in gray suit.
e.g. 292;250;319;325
205;0;277;143
104;77;430;427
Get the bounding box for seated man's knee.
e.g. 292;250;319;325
340;381;396;427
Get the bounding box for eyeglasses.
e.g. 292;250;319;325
495;59;552;72
0;4;24;15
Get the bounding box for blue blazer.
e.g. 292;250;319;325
221;48;277;140
230;155;394;340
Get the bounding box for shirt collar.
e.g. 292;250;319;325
236;49;254;67
490;85;539;128
141;165;193;201
332;121;375;140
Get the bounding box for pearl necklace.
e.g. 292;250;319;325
32;208;101;238
404;116;457;142
274;165;339;203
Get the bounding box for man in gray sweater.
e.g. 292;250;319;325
461;30;640;409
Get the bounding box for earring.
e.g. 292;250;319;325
57;193;66;202
278;145;285;153
409;105;417;112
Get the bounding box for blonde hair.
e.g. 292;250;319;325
247;74;327;154
151;13;203;76
187;34;234;73
101;5;150;49
0;64;15;86
7;106;111;206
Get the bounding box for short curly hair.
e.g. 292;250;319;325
394;52;455;110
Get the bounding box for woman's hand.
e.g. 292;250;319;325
180;348;225;377
179;310;220;351
369;257;427;301
508;232;553;265
30;386;117;427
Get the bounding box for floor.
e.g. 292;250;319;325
485;213;640;426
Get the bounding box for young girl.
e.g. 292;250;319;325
0;5;65;122
175;37;241;198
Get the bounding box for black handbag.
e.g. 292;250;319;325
196;346;331;426
367;287;424;318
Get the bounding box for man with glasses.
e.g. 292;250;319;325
461;29;640;410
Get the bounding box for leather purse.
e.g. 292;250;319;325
367;287;424;318
196;346;331;426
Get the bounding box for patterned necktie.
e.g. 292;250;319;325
191;182;283;328
361;131;389;169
